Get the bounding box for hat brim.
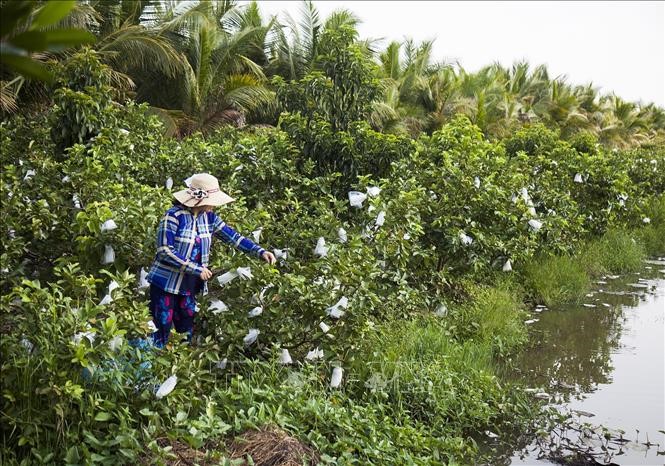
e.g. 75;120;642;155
173;189;235;207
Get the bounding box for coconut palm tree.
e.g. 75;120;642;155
149;0;275;134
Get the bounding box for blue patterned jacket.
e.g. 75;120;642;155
146;205;265;295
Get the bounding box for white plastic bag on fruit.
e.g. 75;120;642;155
279;349;292;365
273;248;287;260
101;245;115;264
108;280;119;295
73;331;95;345
338;227;347;243
217;270;238;286
574;173;583;183
243;328;259;346
248;306;263;318
252;228;262;242
326;296;348;319
375;211;386;227
314;237;329;257
216;358;227;370
330;367;343;388
319;321;331;333
474;177;481;189
435;303;447;317
147;320;158;333
209;300;228;314
99;294;113;306
643;217;651;224
101;220;117;233
503;259;513;272
165;177;173;190
366;186;381;197
72;194;82;209
306;347;324;360
156;375;177;399
23;170;36;181
459;232;473;245
108;335;123;352
528;219;543;231
236;267;253;280
138;268;150;290
348;191;367;208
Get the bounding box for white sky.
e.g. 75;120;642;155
248;1;665;107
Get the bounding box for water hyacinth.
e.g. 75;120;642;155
338;227;347;243
459;231;473;245
319;322;330;333
366;186;381;197
279;349;292;365
165;177;173;190
314;237;329;257
100;219;118;233
248;306;263;318
375;211;386;227
348;191;367;208
574;173;584;183
243;328;260;345
101;245;115;264
503;259;513;272
330;366;343;388
528;219;543;231
306;347;324;360
155;375;177;399
138;268;150;290
209;299;228;314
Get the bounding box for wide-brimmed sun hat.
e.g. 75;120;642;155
173;173;235;207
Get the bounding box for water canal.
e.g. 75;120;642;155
497;258;665;465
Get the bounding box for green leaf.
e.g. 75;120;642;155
31;0;76;29
94;412;112;422
43;29;96;51
0;54;52;82
8;30;47;52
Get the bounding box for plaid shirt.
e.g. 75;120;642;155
147;205;265;295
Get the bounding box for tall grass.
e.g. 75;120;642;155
524;254;590;306
579;229;646;276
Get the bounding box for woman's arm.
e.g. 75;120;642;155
211;213;266;259
155;212;204;275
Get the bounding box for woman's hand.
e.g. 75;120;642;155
200;267;213;280
261;251;276;265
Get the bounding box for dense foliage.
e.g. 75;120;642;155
1;46;663;464
1;0;664;146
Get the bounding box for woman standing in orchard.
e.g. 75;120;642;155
146;173;275;347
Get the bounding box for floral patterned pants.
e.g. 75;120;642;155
149;285;197;348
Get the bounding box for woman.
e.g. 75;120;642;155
146;173;275;347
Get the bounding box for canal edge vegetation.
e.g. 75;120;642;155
2;2;665;464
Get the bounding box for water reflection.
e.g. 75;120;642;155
494;261;665;466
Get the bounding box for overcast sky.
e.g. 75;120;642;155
248;1;665;107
